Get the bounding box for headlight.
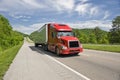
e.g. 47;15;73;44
61;46;67;50
80;44;82;48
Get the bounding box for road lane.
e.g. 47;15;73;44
37;47;120;80
4;40;120;80
4;41;89;80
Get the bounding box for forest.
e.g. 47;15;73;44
73;28;109;44
0;14;24;52
1;14;120;52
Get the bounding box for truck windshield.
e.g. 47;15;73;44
57;32;74;37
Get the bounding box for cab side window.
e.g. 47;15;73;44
52;32;56;38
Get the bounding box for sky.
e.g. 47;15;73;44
0;0;120;34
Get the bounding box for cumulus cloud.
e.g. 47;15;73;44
0;0;113;34
41;0;75;12
75;0;100;17
75;3;91;15
13;23;45;34
53;0;74;11
9;13;31;19
102;11;110;20
0;0;105;17
0;0;44;13
21;0;44;8
90;7;99;16
12;20;112;34
67;20;112;31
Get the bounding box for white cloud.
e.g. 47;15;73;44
21;0;44;9
0;8;8;12
0;0;113;33
90;7;99;16
79;0;89;3
12;23;45;34
55;0;74;11
0;0;75;13
12;20;112;34
102;11;110;20
21;19;29;22
0;0;44;13
74;0;101;17
75;3;91;15
43;0;74;12
9;14;23;19
67;20;112;31
0;0;107;18
13;25;33;34
10;14;31;19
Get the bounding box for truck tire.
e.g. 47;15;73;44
74;53;79;55
43;44;48;51
55;47;61;56
35;43;38;47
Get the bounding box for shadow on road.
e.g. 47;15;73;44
29;46;80;58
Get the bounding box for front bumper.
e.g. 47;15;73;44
60;47;83;54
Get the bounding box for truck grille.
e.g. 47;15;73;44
69;41;79;48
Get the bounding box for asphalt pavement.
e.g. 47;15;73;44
4;41;120;80
4;41;88;80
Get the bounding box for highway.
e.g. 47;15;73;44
37;45;120;80
4;41;120;80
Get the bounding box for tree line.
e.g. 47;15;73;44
0;14;24;52
73;27;109;44
29;16;120;44
73;16;120;44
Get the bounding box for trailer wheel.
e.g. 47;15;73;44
43;44;48;51
55;47;60;56
35;43;38;47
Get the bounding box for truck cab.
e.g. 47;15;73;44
47;23;83;56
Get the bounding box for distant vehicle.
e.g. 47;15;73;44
34;23;83;56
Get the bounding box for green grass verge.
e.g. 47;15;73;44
0;42;23;80
83;44;120;53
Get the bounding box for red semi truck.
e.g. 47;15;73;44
35;23;83;56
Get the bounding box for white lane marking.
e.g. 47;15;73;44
45;54;91;80
80;53;90;56
80;54;90;57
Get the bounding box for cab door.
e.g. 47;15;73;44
48;25;57;52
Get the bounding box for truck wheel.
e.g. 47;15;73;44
43;45;48;51
35;43;38;47
74;53;79;55
56;48;60;56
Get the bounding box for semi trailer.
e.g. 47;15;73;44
34;23;83;56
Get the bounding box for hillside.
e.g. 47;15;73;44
29;27;109;44
73;28;107;36
29;31;41;42
73;28;109;44
0;14;23;51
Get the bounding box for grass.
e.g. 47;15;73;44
83;44;120;53
0;42;23;80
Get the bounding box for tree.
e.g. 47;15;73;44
89;33;97;43
0;14;23;51
109;16;120;43
99;35;109;44
77;32;89;43
93;27;102;43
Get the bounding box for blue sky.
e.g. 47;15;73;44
0;0;120;34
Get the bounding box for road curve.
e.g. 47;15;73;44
4;41;89;80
